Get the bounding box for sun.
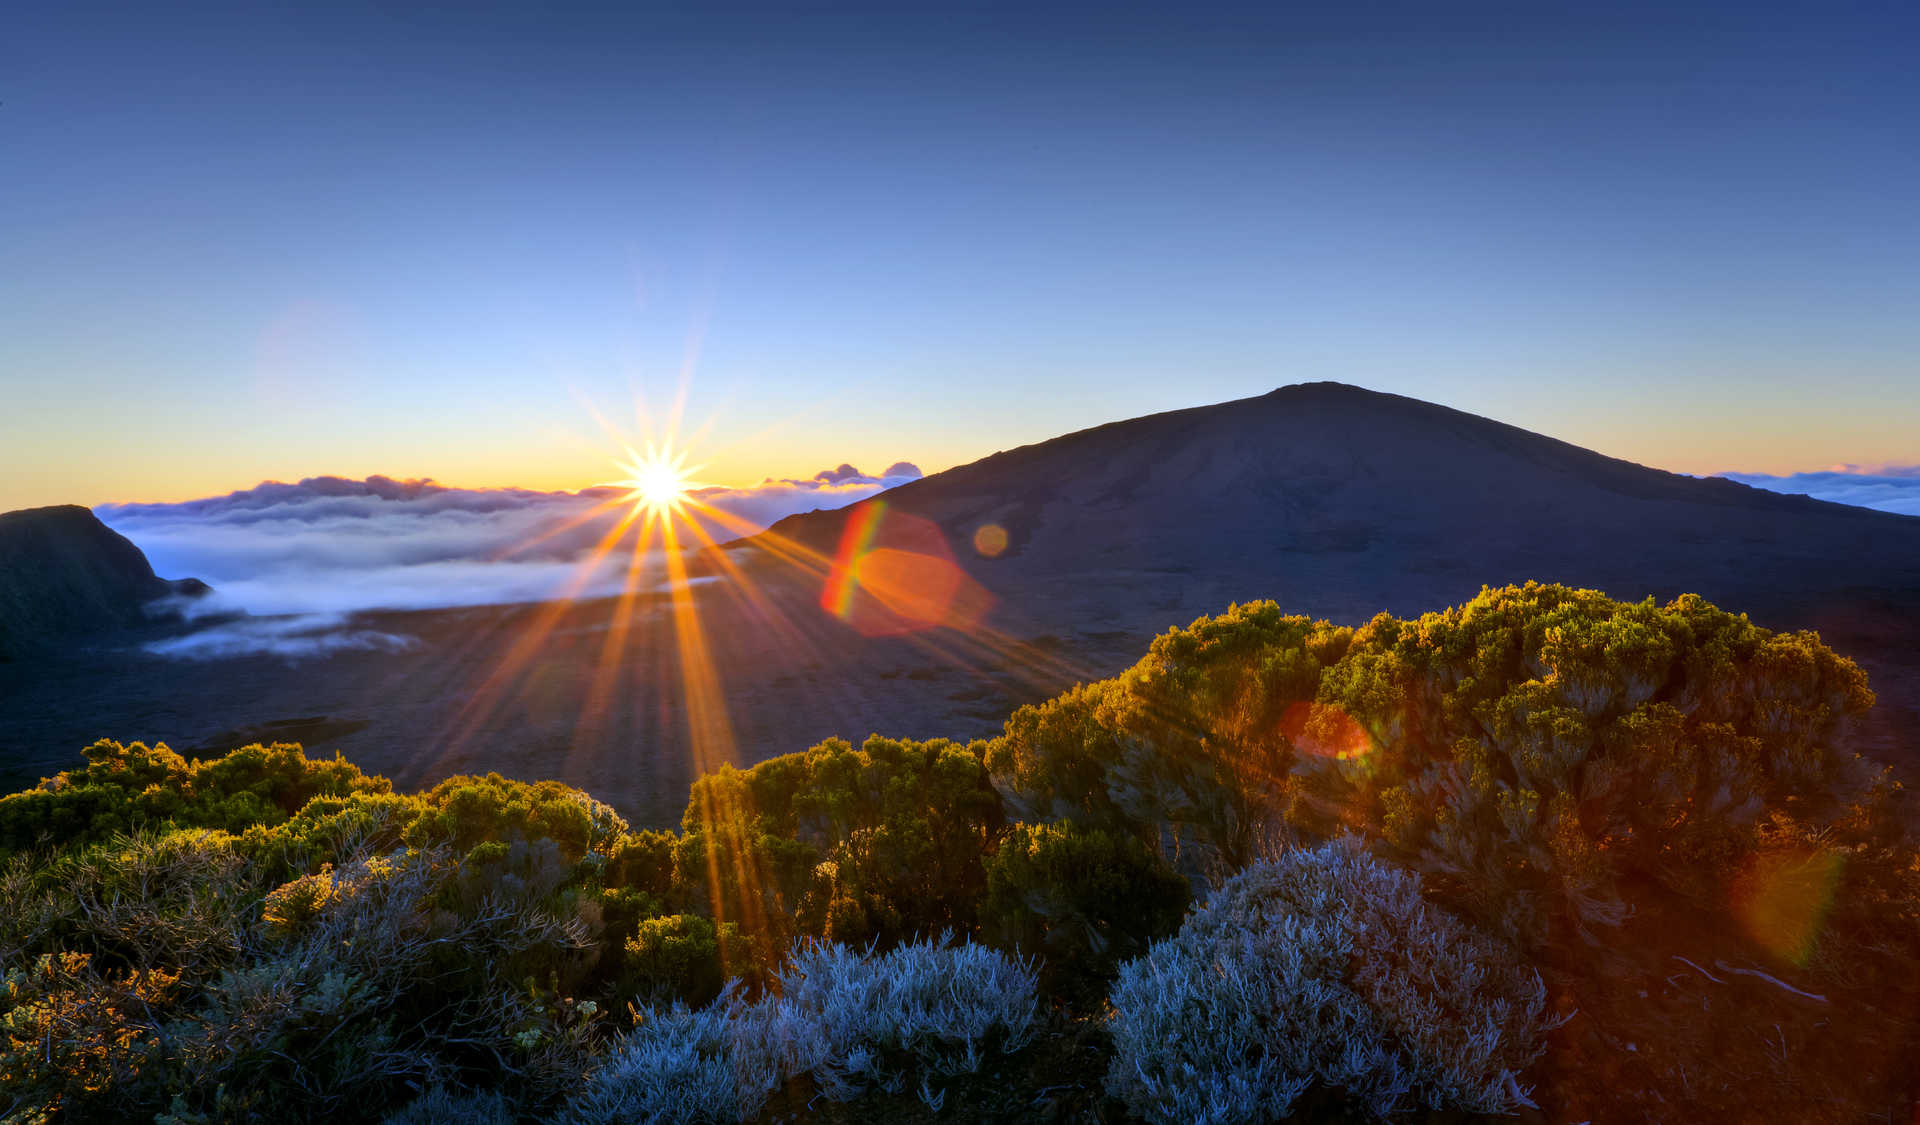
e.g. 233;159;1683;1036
609;443;700;515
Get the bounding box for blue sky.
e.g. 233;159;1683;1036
4;0;1917;508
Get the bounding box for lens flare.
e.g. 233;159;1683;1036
821;500;994;636
1280;700;1374;761
1731;846;1844;966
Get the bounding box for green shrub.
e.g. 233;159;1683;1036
239;791;427;880
980;820;1189;988
989;584;1881;946
0;740;390;855
605;829;676;897
622;913;742;1006
38;829;256;978
677;735;1004;955
987;605;1354;872
404;773;628;864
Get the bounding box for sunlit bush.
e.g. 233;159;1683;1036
990;584;1881;944
0;950;178;1116
405;772;630;865
1326;583;1879;942
987;606;1355;873
1105;839;1551;1124
30;829;254;978
676;735;1003;957
239;790;426;881
0;740;389;854
622;913;742;1007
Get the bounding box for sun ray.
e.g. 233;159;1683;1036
571;508;663;773
425;505;646;769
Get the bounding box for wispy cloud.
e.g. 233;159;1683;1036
141;613;420;661
98;464;920;658
1718;465;1920;518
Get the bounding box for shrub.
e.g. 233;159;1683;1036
40;829;255;978
381;1086;513;1125
157;846;593;1121
622;913;740;1006
0;951;180;1117
605;829;677;897
0;740;390;855
405;773;629;864
980;820;1190;989
1105;839;1551;1124
1323;583;1878;943
987;606;1355;872
989;585;1881;946
564;936;1038;1125
239;791;426;880
676;735;1004;955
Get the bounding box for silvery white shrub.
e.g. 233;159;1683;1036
381;1086;514;1125
561;935;1037;1125
1106;838;1552;1125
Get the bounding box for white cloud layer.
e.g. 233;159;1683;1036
1718;465;1920;518
98;463;920;659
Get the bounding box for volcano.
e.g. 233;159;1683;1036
751;381;1920;625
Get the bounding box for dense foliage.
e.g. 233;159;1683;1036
979;820;1190;991
676;734;1004;963
1;583;1916;1123
989;583;1883;946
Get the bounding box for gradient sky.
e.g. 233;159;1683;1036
4;0;1917;510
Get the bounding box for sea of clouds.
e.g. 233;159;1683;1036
98;463;921;659
1718;465;1920;518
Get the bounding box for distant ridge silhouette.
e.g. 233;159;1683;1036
0;505;206;660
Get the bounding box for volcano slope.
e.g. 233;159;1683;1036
740;382;1920;771
4;382;1918;825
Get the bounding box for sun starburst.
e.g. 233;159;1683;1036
608;443;701;515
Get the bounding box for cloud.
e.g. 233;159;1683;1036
1718;466;1920;518
97;464;920;658
141;613;420;662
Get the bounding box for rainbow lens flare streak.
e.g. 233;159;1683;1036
822;500;888;620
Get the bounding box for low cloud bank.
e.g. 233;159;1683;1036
1719;466;1920;518
142;613;420;661
98;463;920;659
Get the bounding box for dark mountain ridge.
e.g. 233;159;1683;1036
753;381;1919;614
0;505;207;661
